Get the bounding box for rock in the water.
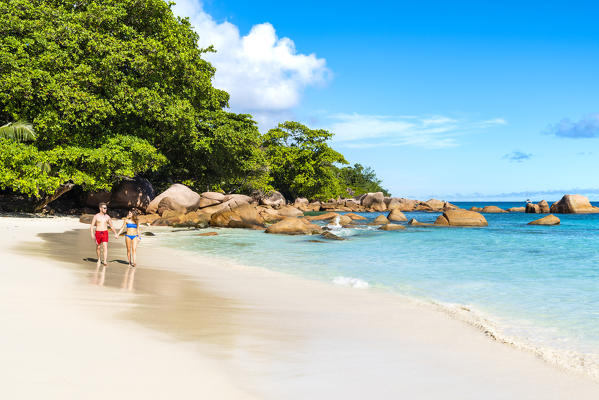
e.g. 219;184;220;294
109;177;155;211
197;232;218;236
379;223;406;231
538;200;550;213
260;191;286;207
265;217;323;235
423;199;445;211
361;192;387;211
147;184;201;214
407;218;435;226
526;200;549;213
306;212;339;221
142;231;155;236
469;206;483;212
481;206;507;213
387;209;407;222
435;209;488;227
528;214;560;225
550;194;599;214
321;231;345;240
507;207;525;212
344;212;367;220
370;215;390;225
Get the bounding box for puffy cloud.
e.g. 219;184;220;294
502;151;532;162
546;114;599;138
171;1;328;122
326;113;505;149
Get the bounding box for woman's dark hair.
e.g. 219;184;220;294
130;209;139;225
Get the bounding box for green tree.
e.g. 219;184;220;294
263;121;348;200
0;135;165;210
336;163;390;197
0;121;36;142
0;0;267;203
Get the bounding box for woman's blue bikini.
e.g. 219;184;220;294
125;222;138;240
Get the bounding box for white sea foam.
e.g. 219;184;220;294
429;301;599;381
333;276;369;289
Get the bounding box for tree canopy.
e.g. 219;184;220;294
0;0;389;208
263;121;348;200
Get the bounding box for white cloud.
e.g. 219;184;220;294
171;1;328;123
326;113;506;149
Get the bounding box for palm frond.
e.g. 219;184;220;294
0;121;37;142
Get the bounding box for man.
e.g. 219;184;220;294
90;202;118;267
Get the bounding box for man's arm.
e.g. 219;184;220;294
108;217;118;235
90;215;97;239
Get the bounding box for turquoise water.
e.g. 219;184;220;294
160;202;599;373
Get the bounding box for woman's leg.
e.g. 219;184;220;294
131;237;139;266
125;237;132;265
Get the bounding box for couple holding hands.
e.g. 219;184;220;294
90;202;141;267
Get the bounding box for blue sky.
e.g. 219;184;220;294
173;1;599;200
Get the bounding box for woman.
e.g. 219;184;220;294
116;210;141;267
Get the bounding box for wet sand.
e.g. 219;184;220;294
3;216;599;399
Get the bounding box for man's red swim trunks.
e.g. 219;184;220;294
95;230;109;245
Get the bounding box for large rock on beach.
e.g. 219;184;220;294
378;223;406;231
387;209;407;222
137;213;160;225
481;206;507;213
276;205;303;218
361;192;386;211
435;209;488;227
147;184;201;214
265;218;323;235
210;204;264;229
528;214;560;225
83;190;111;208
260;191;286;208
109;177;155;211
550;194;599;214
507;207;525;212
174;211;211;228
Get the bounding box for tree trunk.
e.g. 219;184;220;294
34;182;75;212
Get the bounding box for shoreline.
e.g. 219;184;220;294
3;216;599;399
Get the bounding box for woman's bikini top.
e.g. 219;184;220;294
126;223;137;228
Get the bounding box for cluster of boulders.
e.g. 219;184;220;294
78;180;599;236
293;192;459;213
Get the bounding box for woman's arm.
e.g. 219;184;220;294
115;219;126;237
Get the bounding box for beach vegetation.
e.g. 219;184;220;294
0;121;37;142
336;163;390;197
263;121;348;200
0;0;388;208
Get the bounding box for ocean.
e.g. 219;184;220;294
160;201;599;377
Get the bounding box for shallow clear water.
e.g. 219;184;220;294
160;202;599;365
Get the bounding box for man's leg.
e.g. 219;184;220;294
102;241;108;265
96;243;101;267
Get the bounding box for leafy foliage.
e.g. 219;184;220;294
0;135;165;198
263;121;348;200
0;121;36;142
336;163;390;197
0;0;267;200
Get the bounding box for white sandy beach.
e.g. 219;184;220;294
2;215;599;399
